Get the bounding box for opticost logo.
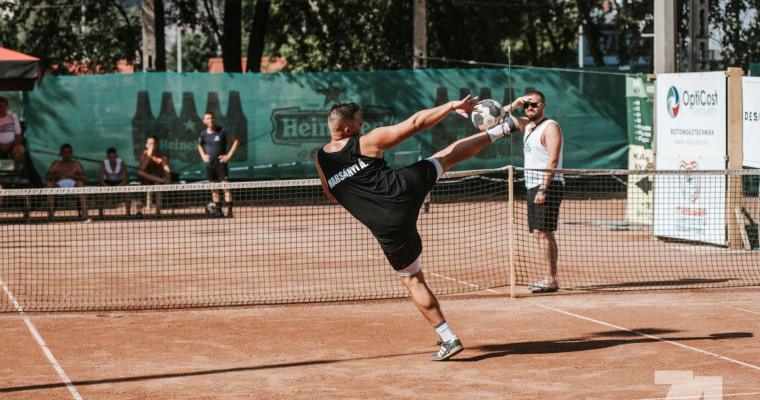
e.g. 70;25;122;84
667;86;720;118
666;86;680;118
679;160;701;203
655;371;722;399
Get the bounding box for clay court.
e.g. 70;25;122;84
2;176;759;399
1;287;759;399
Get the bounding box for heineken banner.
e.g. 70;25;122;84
625;75;655;224
743;76;760;168
653;72;727;246
26;69;627;181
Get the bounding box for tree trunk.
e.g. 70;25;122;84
576;0;606;67
222;0;242;72
246;0;271;73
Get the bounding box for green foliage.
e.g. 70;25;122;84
167;29;220;72
709;0;760;71
0;0;141;75
610;0;654;67
5;0;760;75
264;0;413;72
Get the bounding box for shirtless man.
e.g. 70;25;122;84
45;143;89;218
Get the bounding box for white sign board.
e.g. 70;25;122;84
743;77;760;168
654;72;726;246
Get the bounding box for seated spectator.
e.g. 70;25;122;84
97;147;131;216
45;143;88;218
0;96;26;171
137;136;170;214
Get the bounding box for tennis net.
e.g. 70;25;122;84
0;167;758;312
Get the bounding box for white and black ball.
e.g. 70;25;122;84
471;99;505;131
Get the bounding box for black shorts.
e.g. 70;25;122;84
373;159;439;270
206;165;229;181
526;180;564;233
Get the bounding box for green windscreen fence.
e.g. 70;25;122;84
25;68;628;181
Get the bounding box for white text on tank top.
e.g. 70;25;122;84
523;119;563;189
104;158;123;181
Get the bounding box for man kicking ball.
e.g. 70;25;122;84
315;95;516;361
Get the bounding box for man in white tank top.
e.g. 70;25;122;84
503;90;564;293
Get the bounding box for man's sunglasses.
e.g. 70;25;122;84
523;102;542;109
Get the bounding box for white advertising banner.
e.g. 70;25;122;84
654;72;726;246
743;77;760;168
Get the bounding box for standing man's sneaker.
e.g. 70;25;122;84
429;338;463;361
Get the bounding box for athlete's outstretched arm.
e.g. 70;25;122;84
360;96;479;157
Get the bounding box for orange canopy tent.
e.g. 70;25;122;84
0;47;40;91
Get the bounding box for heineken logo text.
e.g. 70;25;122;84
270;106;395;146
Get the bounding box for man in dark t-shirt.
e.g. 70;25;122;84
315;97;518;361
198;112;239;216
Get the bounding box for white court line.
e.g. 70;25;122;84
1;277;82;400
426;271;502;294
634;391;760;400
528;301;760;373
665;245;748;254
725;305;760;315
439;277;760;373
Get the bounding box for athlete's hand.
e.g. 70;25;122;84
451;95;481;118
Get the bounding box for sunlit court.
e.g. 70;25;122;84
3;1;760;398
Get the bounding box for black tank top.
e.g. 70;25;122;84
317;135;408;234
317;135;435;270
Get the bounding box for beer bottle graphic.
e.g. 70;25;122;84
456;87;473;139
205;92;225;129
224;91;248;162
499;86;520;157
155;92;179;160
479;88;492;101
431;87;451;153
502;86;517;115
131;91;155;160
177;92;204;162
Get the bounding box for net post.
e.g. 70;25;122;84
726;67;744;249
508;165;516;298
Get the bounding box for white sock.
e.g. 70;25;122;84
435;321;456;342
486;116;516;142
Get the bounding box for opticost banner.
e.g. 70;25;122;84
742;77;760;168
653;72;726;246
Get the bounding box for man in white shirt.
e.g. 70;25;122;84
0;96;26;171
503;91;565;293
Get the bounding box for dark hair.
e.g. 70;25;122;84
106;147;117;155
147;135;158;141
0;96;7;106
204;111;215;118
60;143;72;152
329;103;360;121
525;90;546;103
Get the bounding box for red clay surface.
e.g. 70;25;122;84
2;286;759;399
